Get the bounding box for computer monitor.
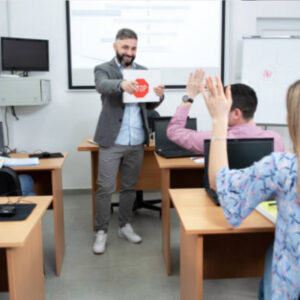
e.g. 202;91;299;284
203;138;274;205
1;37;49;72
154;117;199;158
154;117;197;151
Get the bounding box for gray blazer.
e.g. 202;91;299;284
94;58;163;148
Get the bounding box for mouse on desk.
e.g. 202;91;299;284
0;205;16;217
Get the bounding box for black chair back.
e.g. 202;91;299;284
147;110;160;133
0;167;22;196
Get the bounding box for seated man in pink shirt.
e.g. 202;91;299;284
167;70;284;300
167;69;284;153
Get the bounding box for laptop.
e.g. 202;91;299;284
203;138;274;205
154;117;200;158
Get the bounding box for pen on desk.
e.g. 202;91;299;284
88;139;98;145
191;156;203;160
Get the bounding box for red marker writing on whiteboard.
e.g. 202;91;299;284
263;70;272;78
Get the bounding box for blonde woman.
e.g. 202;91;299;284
199;74;300;300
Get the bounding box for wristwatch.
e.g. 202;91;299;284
182;95;194;103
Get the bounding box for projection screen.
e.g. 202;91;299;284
66;0;225;89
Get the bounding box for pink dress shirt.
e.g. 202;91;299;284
167;105;285;154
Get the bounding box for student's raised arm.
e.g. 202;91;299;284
200;76;232;189
167;69;210;154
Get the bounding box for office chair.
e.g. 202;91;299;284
0;166;22;196
111;110;161;217
132;110;161;215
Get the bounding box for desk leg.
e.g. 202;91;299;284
0;249;8;291
180;224;203;300
6;221;45;300
161;169;171;275
52;168;65;276
91;151;98;231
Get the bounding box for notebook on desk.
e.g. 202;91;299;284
255;200;277;223
154;117;200;158
203;138;274;206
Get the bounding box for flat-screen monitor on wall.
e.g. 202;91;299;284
1;37;49;72
66;0;225;89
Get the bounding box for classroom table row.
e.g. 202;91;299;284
0;153;68;300
0;140;275;300
78;137;275;300
0;196;52;300
78;137;205;275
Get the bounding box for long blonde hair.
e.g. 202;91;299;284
286;80;300;192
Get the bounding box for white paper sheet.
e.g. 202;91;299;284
123;70;161;103
1;156;39;167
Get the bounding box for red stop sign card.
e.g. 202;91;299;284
123;70;161;103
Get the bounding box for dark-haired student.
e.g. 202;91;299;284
203;74;300;300
167;69;284;153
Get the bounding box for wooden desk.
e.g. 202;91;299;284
10;153;67;276
78;137;161;228
155;153;204;275
170;188;275;300
0;196;52;300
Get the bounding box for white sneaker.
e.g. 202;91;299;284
118;223;142;244
93;230;107;254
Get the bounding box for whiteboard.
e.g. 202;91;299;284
241;37;300;125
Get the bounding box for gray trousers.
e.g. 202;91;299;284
95;144;144;232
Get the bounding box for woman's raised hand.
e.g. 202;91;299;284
200;76;232;123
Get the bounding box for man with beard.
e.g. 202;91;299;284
93;28;164;254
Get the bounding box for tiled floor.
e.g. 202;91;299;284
0;190;260;300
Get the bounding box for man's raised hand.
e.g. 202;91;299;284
186;69;205;99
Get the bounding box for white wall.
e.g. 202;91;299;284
0;0;101;189
226;0;300;150
0;1;7;40
0;0;8;130
0;0;299;189
227;0;300;83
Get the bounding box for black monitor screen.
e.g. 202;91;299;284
154;117;197;151
203;138;274;188
1;37;49;71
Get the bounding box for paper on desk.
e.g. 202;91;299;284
191;157;204;164
0;156;4;168
255;201;277;223
1;156;39;167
